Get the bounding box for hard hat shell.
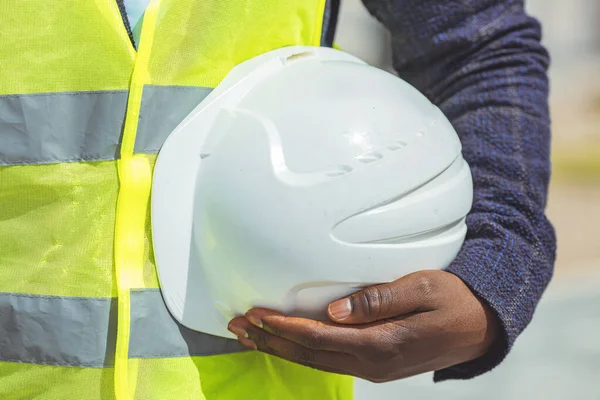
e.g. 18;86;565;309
151;46;473;339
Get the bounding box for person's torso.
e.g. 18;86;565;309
0;1;350;399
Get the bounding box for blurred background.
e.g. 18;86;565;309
333;1;600;398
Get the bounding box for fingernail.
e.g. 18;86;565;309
328;298;352;320
227;324;248;338
239;337;257;350
246;314;263;329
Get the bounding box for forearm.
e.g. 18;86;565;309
362;0;556;379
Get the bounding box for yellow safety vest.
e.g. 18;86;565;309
0;0;352;399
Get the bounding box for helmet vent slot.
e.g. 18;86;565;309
357;151;383;163
386;140;407;151
325;164;353;177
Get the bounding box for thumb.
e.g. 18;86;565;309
327;271;441;324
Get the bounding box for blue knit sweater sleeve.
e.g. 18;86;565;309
361;0;556;380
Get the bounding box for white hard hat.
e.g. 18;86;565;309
151;46;473;339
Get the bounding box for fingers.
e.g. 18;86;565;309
328;270;445;324
224;269;496;383
227;308;450;382
235;309;368;354
228;316;358;375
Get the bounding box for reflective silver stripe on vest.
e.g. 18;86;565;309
128;290;244;359
135;85;212;154
0;91;128;166
0;290;244;367
0;87;211;166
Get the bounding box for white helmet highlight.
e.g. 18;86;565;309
151;46;473;339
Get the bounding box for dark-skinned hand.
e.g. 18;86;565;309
228;270;500;382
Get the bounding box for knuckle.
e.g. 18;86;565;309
267;323;285;338
252;332;269;349
354;286;388;319
354;284;396;319
292;346;316;365
364;287;382;317
414;274;436;301
385;322;413;345
248;327;272;349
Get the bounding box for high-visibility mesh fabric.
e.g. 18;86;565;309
0;0;134;95
0;161;118;297
146;0;327;87
133;354;354;400
0;0;354;398
0;355;354;400
123;1;353;398
0;362;115;400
